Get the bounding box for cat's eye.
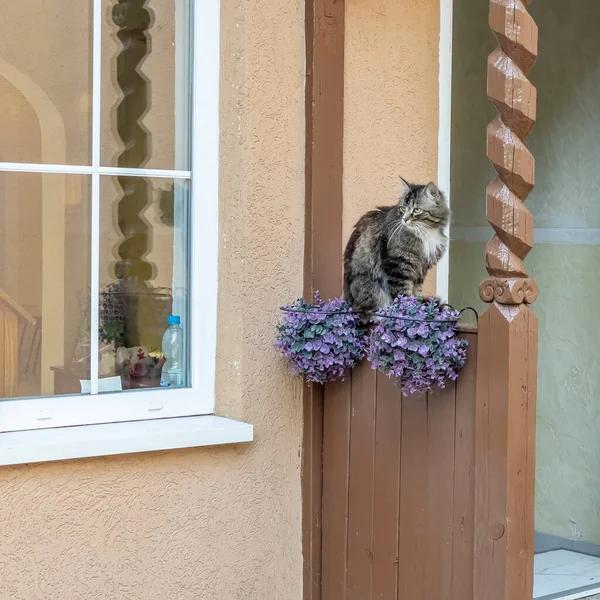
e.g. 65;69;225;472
398;206;406;213
413;208;423;215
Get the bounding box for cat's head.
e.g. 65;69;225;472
395;177;449;229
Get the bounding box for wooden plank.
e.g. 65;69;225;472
477;308;513;599
473;309;496;598
1;311;19;398
307;2;344;298
474;305;537;600
0;288;35;326
398;391;428;599
4;312;18;398
505;307;537;600
371;372;402;599
451;332;477;600
346;361;377;599
0;311;6;398
302;0;345;595
303;384;324;599
424;381;457;600
524;315;538;600
321;378;352;600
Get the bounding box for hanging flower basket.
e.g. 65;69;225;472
275;293;367;384
367;296;469;396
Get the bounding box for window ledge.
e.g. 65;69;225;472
0;416;253;467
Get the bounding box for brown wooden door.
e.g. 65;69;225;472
317;329;477;600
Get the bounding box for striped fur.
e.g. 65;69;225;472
343;178;449;318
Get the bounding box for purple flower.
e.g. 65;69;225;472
396;336;408;349
323;332;335;344
367;295;468;395
275;292;367;384
417;324;429;337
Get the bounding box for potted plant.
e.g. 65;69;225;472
367;295;468;395
275;293;367;384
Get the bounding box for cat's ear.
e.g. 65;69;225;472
424;182;441;201
398;176;411;199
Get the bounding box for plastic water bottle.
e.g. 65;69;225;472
160;316;184;388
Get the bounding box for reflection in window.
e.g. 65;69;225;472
0;0;192;399
0;173;91;399
97;178;190;392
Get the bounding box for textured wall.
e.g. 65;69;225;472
530;1;600;544
343;0;440;296
447;0;494;317
0;0;306;597
449;0;600;543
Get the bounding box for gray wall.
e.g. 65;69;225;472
449;0;600;543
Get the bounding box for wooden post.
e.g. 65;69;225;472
0;288;36;398
474;2;538;600
302;0;345;598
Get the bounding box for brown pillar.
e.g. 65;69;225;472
302;0;345;598
474;2;538;600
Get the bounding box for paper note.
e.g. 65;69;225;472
80;376;123;393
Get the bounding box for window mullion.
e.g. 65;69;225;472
173;0;191;381
90;0;102;395
90;173;100;395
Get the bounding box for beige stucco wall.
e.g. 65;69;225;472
344;0;441;296
0;0;306;598
0;0;443;596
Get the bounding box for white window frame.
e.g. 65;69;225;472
436;0;453;303
0;0;220;433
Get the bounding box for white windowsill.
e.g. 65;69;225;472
0;415;253;467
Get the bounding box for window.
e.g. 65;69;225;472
0;0;220;433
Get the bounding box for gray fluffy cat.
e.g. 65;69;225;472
343;177;449;318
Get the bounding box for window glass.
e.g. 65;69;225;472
101;0;191;170
97;177;190;393
0;173;91;399
0;0;92;165
0;0;195;407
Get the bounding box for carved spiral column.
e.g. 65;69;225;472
474;2;539;600
111;0;155;346
480;0;538;305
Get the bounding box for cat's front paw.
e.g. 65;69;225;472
420;294;446;309
368;313;386;326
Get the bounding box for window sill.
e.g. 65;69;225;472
0;416;253;467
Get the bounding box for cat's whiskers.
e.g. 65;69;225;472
387;220;404;247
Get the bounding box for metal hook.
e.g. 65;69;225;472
458;306;479;322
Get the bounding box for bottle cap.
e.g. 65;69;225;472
168;315;181;325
